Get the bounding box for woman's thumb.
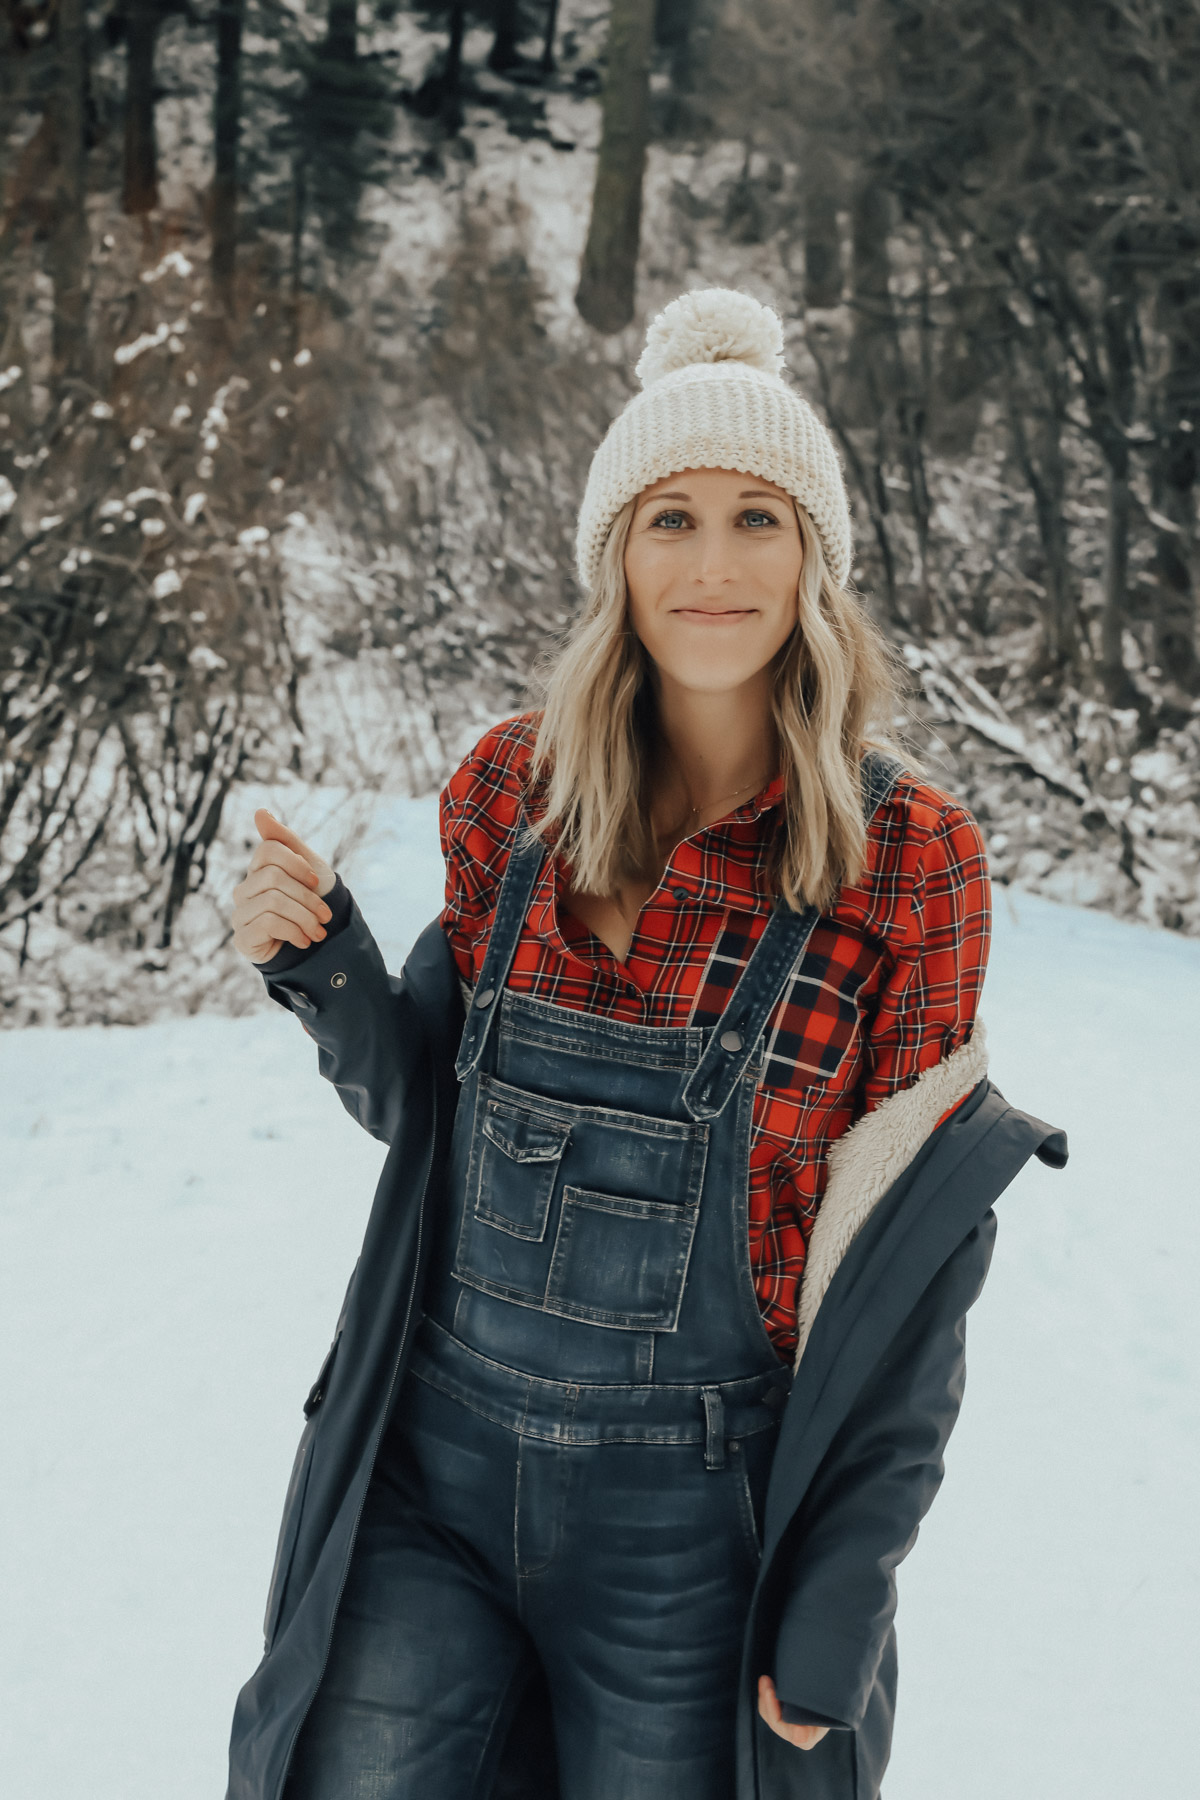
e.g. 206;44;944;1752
255;808;310;857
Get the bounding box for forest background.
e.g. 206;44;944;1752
3;0;1200;1026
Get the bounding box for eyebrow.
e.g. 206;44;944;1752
638;488;782;508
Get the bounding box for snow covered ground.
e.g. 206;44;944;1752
2;795;1197;1799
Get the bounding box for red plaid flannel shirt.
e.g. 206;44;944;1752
440;713;991;1362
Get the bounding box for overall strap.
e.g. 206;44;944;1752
681;748;905;1122
454;812;547;1082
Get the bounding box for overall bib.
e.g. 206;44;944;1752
285;758;898;1800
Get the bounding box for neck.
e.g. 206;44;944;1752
648;669;777;827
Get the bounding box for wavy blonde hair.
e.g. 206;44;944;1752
526;497;908;911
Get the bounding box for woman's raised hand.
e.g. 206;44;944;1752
231;809;337;964
757;1676;831;1752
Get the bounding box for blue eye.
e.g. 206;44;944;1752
651;510;687;529
743;510;778;528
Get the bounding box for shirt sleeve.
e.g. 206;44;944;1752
438;714;535;987
859;797;991;1112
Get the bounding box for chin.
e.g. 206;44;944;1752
657;654;771;694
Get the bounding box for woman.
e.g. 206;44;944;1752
226;290;1066;1800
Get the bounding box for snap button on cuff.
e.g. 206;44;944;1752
476;987;496;1008
330;971;347;989
719;1029;743;1053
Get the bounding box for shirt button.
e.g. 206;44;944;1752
670;885;689;901
719;1029;743;1053
330;971;347;989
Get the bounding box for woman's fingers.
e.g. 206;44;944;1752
254;809;336;897
232;888;328;942
235;864;332;922
756;1676;830;1752
233;908;316;960
231;810;337;961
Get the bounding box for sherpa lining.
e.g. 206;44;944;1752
793;1022;990;1368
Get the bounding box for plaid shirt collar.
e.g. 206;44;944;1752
525;773;786;966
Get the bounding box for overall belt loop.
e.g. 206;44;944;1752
702;1388;726;1471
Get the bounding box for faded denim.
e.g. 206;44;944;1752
285;782;873;1800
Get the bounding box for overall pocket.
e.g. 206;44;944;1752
453;1075;709;1326
474;1100;571;1239
544;1186;701;1331
453;1096;571;1301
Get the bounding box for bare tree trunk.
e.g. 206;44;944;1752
1096;258;1141;708
212;0;245;311
289;152;307;355
802;131;841;309
444;0;467;109
1100;459;1134;703
1149;273;1199;692
845;171;892;426
655;0;720;93
576;0;655;334
1008;383;1075;672
326;0;357;61
122;0;160;215
489;0;521;71
540;0;561;73
47;0;88;375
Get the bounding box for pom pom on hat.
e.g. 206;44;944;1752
635;289;786;387
575;286;854;591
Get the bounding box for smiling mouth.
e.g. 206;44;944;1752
672;607;757;620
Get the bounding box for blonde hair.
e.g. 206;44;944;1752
527;498;908;911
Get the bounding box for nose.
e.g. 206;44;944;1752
691;523;739;589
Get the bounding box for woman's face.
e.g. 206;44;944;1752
622;467;803;697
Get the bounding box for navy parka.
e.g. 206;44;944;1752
225;899;1067;1800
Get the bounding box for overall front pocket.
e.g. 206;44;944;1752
544;1186;701;1331
452;1096;573;1305
473;1100;571;1240
452;1075;709;1322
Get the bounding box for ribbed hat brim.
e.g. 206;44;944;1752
575;361;852;589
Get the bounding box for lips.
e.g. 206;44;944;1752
672;607;756;618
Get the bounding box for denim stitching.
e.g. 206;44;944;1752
478;1071;711;1145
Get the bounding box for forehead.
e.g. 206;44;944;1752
636;467;791;504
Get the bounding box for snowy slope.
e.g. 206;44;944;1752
1;797;1196;1800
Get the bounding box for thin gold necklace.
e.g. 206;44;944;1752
685;774;772;816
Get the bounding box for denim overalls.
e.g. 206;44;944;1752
285;757;899;1800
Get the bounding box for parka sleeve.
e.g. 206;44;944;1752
771;1210;998;1730
259;892;427;1147
255;714;535;1142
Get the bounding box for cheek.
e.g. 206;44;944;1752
623;547;666;643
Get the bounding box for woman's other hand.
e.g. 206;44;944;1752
756;1675;831;1752
231;809;337;964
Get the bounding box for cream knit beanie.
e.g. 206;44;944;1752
575;289;852;591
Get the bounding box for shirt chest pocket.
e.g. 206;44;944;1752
759;926;881;1090
473;1102;570;1241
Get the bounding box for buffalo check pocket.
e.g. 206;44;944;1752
692;913;880;1090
